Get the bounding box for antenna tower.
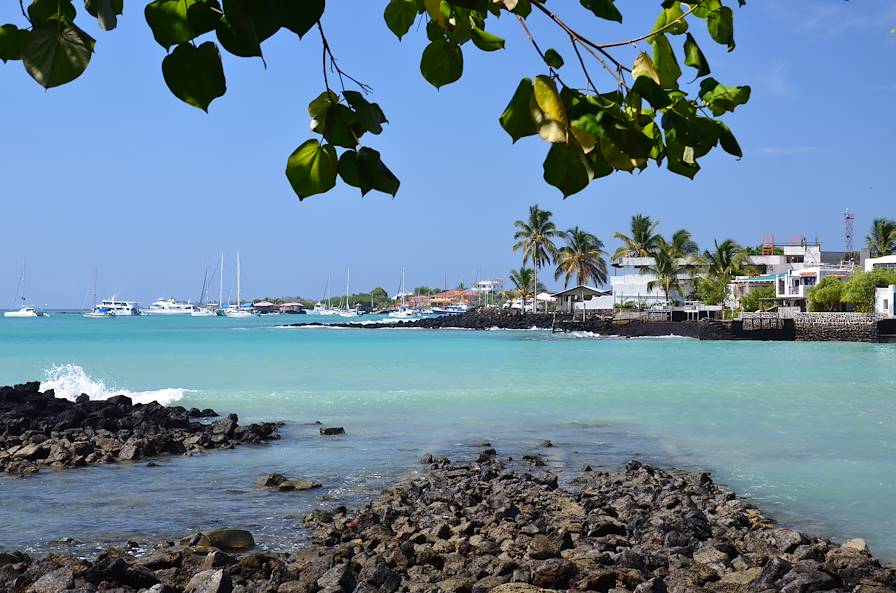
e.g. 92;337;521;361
844;209;855;252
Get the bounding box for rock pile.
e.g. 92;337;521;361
0;382;280;474
3;455;894;593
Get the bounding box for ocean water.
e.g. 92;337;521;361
0;314;895;561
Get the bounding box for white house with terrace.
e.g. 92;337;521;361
609;256;701;307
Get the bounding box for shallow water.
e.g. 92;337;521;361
0;314;894;560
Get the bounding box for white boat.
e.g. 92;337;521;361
336;268;359;317
224;252;253;318
96;298;141;316
5;306;45;318
144;297;196;315
191;263;218;317
311;302;338;315
388;268;416;318
4;261;46;318
433;303;469;315
82;270;115;318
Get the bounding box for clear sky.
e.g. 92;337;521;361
1;1;894;307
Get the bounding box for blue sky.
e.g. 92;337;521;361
1;1;894;307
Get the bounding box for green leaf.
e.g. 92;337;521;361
337;150;369;194
322;103;361;148
283;0;324;38
533;75;567;127
651;33;681;89
666;137;700;179
85;0;124;31
419;39;463;88
543;48;564;69
543;142;594;197
470;27;505;51
356;147;400;196
285;139;338;200
28;0;77;24
145;0;199;49
423;0;448;27
699;77;750;115
631;76;672;109
579;0;622;23
707;6;734;51
343;91;388;135
715;121;742;158
186;0;223;37
653;2;687;35
215;13;261;58
683;32;710;77
499;77;537;143
161;41;226;112
0;24;28;62
632;52;659;85
308;90;340;134
23;22;95;89
384;0;418;40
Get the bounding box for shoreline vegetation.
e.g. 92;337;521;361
2;451;894;592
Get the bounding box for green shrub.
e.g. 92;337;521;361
808;277;844;312
741;284;775;312
842;269;896;312
696;275;729;306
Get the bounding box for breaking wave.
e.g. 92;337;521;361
39;364;188;405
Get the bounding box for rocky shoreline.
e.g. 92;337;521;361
285;311;557;331
3;452;893;593
0;382;280;474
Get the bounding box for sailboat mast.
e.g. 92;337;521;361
345;268;350;309
21;260;26;306
236;252;241;308
92;268;98;308
219;252;224;307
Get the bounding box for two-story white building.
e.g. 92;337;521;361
609;256;700;307
865;255;896;272
774;265;854;309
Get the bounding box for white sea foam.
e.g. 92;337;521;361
39;364;188;405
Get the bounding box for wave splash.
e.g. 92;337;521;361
39;364;188;405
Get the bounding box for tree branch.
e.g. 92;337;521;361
528;1;631;73
596;5;698;49
515;14;570;89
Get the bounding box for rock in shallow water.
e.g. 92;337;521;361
206;529;255;552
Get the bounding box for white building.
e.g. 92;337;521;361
609;256;699;306
875;285;896;316
774;265;853;308
865;255;896;272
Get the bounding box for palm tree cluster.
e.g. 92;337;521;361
512;206;607;311
866;218;896;257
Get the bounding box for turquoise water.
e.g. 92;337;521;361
1;314;895;560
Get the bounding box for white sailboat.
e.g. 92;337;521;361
191;263;217;316
337;268;359;317
83;269;115;318
388;267;417;318
4;261;46;318
311;273;338;315
225;252;252;318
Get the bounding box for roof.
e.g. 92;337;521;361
550;285;608;298
732;274;779;284
253;301;276;307
280;302;303;307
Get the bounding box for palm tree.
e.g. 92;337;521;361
668;229;699;258
612;214;662;261
513;205;562;313
553;227;608;287
509;267;537;309
866;218;896;257
703;239;749;278
644;244;682;305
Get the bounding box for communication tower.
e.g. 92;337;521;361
844;209;855;253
